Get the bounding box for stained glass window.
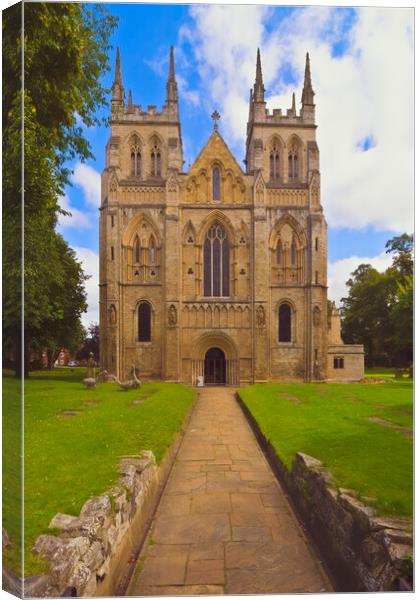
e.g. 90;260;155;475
203;223;229;296
131;152;135;176
138;302;151;342
279;303;292;342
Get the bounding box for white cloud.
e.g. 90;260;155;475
58;194;93;230
181;6;414;232
74;246;99;327
72;163;101;208
328;251;393;307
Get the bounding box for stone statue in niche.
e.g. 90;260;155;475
168;304;177;326
109;304;117;325
256;305;266;328
313;306;321;326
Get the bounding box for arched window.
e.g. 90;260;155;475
149;237;155;265
212;167;221;201
134;236;141;263
130;137;141;177
276;240;282;265
279;303;292;342
138;302;151;342
288;139;299;181
151;142;161;177
204;223;229;296
270;142;280;180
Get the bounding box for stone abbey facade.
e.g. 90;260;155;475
99;48;364;384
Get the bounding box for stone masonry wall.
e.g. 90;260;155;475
27;451;158;597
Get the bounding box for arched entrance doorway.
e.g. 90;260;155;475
204;347;226;385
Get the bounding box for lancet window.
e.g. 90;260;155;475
212;166;221;201
151;142;162;177
288;138;300;181
269;141;281;180
203;223;229;297
130;137;142;177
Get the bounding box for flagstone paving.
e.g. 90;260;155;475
127;388;332;595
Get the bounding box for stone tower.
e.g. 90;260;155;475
99;47;363;383
244;50;327;381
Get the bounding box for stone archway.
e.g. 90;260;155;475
191;332;239;386
204;347;226;385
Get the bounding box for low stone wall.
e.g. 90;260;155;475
26;450;158;597
236;394;413;592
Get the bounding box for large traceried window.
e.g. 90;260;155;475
204;223;230;297
279;303;292;342
138;302;151;342
212;167;221;201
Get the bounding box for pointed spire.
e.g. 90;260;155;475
253;48;265;103
166;45;178;103
128;89;133;112
292;92;296;113
112;47;124;105
301;52;315;106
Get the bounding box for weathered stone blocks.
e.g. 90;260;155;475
28;450;157;597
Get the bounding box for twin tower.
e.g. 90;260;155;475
99;47;364;384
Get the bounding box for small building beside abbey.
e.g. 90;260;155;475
99;47;364;384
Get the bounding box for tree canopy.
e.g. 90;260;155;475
2;3;117;376
341;234;413;367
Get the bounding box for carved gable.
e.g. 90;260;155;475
184;131;249;204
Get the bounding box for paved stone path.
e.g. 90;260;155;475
127;388;332;595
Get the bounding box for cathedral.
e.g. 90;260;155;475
99;47;364;384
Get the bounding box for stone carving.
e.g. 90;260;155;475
256;305;266;328
109;304;117;325
313;305;321;326
168;304;177;326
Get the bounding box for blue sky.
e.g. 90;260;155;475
58;4;414;325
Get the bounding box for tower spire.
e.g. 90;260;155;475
292;92;296;114
166;45;178;104
301;52;315;106
253;48;265;103
112;47;124;106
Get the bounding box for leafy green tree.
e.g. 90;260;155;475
341;234;413;367
77;323;100;363
2;4;117;376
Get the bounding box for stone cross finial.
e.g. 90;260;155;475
211;110;220;130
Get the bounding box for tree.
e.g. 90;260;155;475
341;235;413;367
2;4;117;376
77;323;100;363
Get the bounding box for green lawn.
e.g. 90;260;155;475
238;380;413;519
3;368;195;576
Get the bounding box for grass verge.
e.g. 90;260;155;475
3;368;195;576
238;379;412;519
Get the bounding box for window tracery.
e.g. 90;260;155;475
203;222;230;297
130;136;142;177
269;141;281;180
150;137;162;177
288;138;300;181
